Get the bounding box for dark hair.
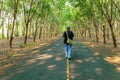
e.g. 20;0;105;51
66;26;70;29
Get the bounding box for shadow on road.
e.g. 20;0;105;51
70;41;120;80
0;39;66;80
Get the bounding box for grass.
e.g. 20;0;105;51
19;42;36;48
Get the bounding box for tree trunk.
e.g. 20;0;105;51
7;16;10;39
10;0;19;48
33;19;38;42
88;28;92;39
93;20;99;43
39;27;42;39
103;25;106;44
24;23;29;44
109;23;117;47
95;26;99;43
1;20;4;38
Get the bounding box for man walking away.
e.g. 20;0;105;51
63;26;74;60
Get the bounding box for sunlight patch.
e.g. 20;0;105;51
71;73;80;79
47;49;52;51
55;57;62;61
56;44;60;46
26;54;52;64
94;52;99;56
36;54;53;60
75;60;82;64
116;67;120;73
70;64;76;69
47;64;56;70
85;57;94;62
104;56;120;64
95;68;102;75
26;59;36;64
31;50;39;54
0;63;12;74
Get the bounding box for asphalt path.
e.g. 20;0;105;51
0;39;120;80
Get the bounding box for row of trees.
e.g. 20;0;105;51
0;0;120;48
71;0;120;48
0;0;61;48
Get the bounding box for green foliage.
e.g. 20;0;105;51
0;0;120;43
19;42;36;48
19;44;25;48
26;42;36;46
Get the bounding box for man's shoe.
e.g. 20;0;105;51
69;58;71;60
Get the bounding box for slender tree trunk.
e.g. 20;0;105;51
39;27;42;39
2;20;4;38
23;0;38;44
99;0;117;47
103;25;106;44
95;25;99;43
93;19;99;43
33;19;38;42
106;26;110;41
109;22;117;47
88;27;91;39
7;16;10;39
24;23;29;44
10;0;19;48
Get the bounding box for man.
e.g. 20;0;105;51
63;26;74;60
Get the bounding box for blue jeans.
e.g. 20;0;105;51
64;44;72;58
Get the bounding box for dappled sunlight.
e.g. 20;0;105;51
74;42;78;43
70;64;80;79
26;58;36;64
88;79;95;80
52;47;56;49
16;69;25;73
40;43;47;46
95;68;102;75
75;60;82;64
116;67;120;73
26;54;52;65
89;44;98;48
104;56;120;73
82;42;98;48
38;61;46;65
55;56;62;61
91;60;97;63
71;73;80;79
70;64;76;69
85;57;94;62
85;58;91;62
36;54;53;60
46;49;52;51
82;42;91;45
56;54;61;56
47;64;56;70
104;56;120;65
0;63;12;75
31;50;39;54
56;43;60;46
14;49;39;57
94;52;100;56
13;53;25;57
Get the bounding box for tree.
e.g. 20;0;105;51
10;0;19;48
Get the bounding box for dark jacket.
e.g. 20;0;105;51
63;30;74;44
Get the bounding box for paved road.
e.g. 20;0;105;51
0;39;120;80
70;41;120;80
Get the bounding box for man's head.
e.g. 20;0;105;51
66;26;70;30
